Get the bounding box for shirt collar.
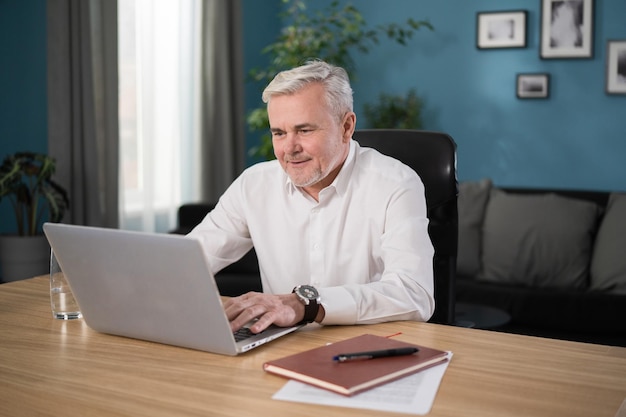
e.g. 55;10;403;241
331;139;356;197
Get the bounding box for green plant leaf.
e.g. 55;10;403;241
363;88;425;130
0;152;70;236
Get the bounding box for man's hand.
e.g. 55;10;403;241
223;292;305;333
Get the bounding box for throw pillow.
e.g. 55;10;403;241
478;190;600;289
590;193;626;294
457;179;492;276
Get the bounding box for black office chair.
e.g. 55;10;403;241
353;129;458;325
170;202;263;296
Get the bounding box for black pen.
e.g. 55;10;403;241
333;347;419;362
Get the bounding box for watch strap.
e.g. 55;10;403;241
300;300;319;324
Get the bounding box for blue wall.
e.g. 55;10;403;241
350;0;626;191
241;0;281;165
0;0;47;155
1;1;624;232
243;0;626;191
0;0;48;234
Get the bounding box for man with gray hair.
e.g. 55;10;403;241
188;60;434;334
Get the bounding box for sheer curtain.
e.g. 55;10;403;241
118;0;244;233
118;0;202;233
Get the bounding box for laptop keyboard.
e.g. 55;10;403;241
233;327;259;342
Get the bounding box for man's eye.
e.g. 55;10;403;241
299;129;314;135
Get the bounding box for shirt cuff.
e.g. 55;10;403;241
318;286;358;325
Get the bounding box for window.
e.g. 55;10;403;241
118;0;202;232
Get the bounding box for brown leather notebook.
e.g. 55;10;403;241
263;334;450;396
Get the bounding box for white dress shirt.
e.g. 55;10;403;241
187;139;435;324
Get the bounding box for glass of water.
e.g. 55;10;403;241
50;250;82;320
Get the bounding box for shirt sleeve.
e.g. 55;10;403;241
320;176;435;325
186;177;254;275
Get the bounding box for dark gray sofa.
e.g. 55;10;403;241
455;180;626;346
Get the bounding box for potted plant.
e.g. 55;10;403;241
247;0;433;161
0;152;70;282
363;88;425;129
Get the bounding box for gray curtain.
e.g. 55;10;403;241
200;0;245;203
47;0;119;228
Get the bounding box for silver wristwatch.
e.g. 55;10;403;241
292;285;321;324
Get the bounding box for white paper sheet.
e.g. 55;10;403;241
272;352;452;415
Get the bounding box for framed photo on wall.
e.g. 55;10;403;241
517;73;550;99
540;0;594;59
476;10;527;49
606;40;626;95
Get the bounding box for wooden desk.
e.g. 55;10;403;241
1;277;625;417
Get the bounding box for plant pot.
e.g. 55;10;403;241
0;235;51;283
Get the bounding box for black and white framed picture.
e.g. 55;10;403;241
476;10;527;49
606;40;626;95
517;73;550;99
540;0;594;59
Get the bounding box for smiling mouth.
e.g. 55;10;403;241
287;159;309;166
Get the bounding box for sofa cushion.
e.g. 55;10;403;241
590;192;626;294
457;179;492;276
478;190;599;289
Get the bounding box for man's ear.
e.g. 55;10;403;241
342;112;357;142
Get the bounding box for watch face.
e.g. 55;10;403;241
297;285;319;300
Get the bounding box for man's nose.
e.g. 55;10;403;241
282;132;302;154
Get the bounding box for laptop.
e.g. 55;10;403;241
43;223;303;355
